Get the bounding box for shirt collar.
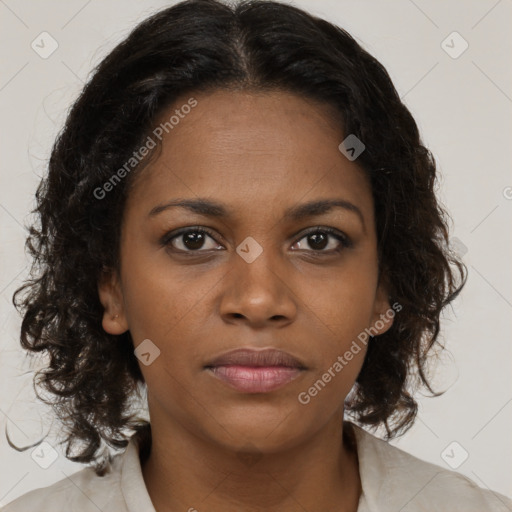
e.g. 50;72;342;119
121;433;157;512
350;421;430;511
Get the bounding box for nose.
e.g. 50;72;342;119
219;247;298;329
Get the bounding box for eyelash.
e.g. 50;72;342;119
161;225;353;255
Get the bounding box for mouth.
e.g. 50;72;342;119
204;348;307;393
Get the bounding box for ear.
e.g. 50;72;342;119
97;268;129;335
368;275;395;337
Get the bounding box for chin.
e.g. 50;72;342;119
202;404;313;453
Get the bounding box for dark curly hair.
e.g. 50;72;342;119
10;0;466;476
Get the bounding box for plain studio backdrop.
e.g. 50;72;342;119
0;0;511;506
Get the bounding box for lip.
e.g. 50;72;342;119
204;348;307;393
205;348;306;368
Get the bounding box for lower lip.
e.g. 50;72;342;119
206;365;304;393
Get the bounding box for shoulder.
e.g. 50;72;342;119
350;422;512;512
1;452;126;512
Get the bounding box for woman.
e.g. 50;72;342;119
3;0;511;510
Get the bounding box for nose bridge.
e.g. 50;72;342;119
235;234;282;299
220;234;296;324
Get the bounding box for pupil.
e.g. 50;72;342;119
309;233;327;250
184;232;205;250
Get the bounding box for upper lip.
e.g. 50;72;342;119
204;348;307;369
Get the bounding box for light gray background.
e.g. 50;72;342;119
1;0;511;507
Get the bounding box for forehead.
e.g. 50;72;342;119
125;89;373;225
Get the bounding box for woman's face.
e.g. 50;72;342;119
99;89;392;453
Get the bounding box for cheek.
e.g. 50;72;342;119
119;240;192;330
295;296;370;417
294;260;377;388
297;258;379;337
118;246;226;373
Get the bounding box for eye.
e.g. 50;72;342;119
291;227;352;254
162;226;352;255
162;227;223;253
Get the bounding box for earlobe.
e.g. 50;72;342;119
97;269;129;335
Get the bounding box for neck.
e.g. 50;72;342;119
140;412;362;512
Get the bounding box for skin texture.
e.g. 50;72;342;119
98;90;393;512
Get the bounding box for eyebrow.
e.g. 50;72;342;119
149;197;366;231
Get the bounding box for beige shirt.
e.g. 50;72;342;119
2;422;511;511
